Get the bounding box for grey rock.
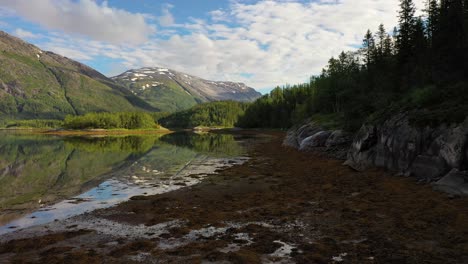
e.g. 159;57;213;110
325;130;352;148
283;121;323;148
408;155;447;180
299;131;331;151
344;124;378;171
432;119;468;169
345;113;468;194
433;169;468;195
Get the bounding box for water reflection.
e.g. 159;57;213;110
0;132;247;234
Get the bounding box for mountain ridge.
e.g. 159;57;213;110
0;30;156;120
112;67;261;112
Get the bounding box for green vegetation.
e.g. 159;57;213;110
63;112;160;130
239;0;468;130
114;75;202;112
160;101;249;128
120;78;200;112
3;119;63;129
0;32;155;120
64;135;158;154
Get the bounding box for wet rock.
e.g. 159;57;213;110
408;155;447;180
345;114;468;191
325;130;352;148
343;124;378;171
433;169;468;195
283;120;323;148
299;131;331;151
431;121;468;170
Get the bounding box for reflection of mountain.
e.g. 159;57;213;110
0;134;155;224
0;132;244;226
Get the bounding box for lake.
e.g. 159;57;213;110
0;131;251;234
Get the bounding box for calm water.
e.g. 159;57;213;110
0;131;251;234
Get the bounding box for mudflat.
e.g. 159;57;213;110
1;131;467;263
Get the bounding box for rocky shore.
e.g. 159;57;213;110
1;130;467;263
284;114;468;196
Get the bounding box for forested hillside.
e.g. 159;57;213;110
159;101;248;128
238;0;468;131
0;31;155;120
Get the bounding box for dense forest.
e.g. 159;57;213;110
238;0;468;131
158;101;248;128
63;112;159;129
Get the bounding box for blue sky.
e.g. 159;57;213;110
0;0;425;94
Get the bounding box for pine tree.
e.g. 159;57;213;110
375;24;387;58
426;0;440;45
397;0;416;62
362;29;375;67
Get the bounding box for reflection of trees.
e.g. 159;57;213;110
64;135;160;154
0;134;152;217
161;132;244;157
0;132;246;225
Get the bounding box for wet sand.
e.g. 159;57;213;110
1;131;468;263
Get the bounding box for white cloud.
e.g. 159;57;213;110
159;3;175;27
0;0;155;44
14;0;427;91
13;28;40;39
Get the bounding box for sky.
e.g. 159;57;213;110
0;0;425;94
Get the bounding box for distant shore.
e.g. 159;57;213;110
0;127;173;136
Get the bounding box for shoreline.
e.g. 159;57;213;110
1;130;467;263
0;128;173;136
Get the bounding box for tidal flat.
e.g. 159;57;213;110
0;131;467;263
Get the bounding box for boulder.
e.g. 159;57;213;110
283;121;323;148
299;131;331;151
408;155;447;180
343;124;378;171
430;119;468;170
433;169;468;196
325;130;352;148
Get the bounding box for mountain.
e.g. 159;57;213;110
0;31;155;120
112;67;261;112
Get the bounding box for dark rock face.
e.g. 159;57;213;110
345;113;468;191
433;169;468;195
285;113;468;195
325;130;353;148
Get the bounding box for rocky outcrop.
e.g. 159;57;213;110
284;113;468;195
326;130;353;148
283;121;352;159
344;113;468;185
432;169;468;196
299;131;331;151
283;121;324;149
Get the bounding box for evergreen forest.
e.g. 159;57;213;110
238;0;468;130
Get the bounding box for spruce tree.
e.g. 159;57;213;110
362;29;375;68
426;0;440;45
397;0;416;62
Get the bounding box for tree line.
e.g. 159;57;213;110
238;0;468;130
63;112;158;129
159;101;249;128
